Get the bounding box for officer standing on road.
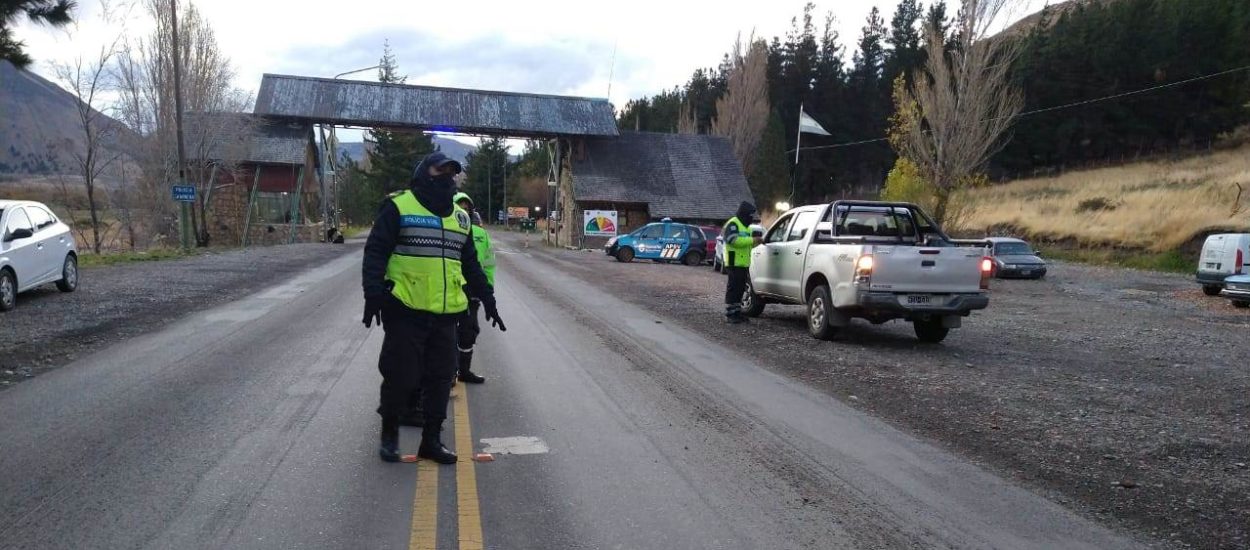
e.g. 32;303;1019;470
722;201;761;324
451;192;494;385
362;151;507;464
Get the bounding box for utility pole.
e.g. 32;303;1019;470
171;0;189;250
502;147;508;229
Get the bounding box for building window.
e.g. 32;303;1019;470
253;193;298;223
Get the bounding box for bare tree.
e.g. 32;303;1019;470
889;0;1024;225
711;33;770;176
53;28;124;254
677;100;698;135
111;0;252;246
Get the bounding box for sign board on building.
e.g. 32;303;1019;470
583;210;618;237
507;206;530;220
171;185;196;202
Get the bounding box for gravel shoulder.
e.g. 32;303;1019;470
0;242;361;388
495;232;1249;550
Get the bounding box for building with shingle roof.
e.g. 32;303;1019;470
556;131;754;246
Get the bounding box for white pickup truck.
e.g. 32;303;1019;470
742;200;991;343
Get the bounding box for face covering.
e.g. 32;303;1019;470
413;173;456;217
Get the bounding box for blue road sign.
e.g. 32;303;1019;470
172;185;196;202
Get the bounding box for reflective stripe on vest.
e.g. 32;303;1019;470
385;190;472;314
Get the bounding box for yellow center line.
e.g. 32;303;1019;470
411;459;439;550
454;387;485;550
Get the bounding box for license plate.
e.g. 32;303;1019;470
905;295;932;305
1021;270;1034;276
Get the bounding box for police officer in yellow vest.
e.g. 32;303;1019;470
722;201;762;324
362;152;506;464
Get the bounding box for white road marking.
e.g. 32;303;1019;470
479;436;550;455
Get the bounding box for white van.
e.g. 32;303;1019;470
1196;233;1250;295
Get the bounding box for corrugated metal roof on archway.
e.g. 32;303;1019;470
253;74;619;138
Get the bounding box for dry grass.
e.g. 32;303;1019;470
962;145;1250;251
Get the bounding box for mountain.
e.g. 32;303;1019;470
336;136;475;166
0;60;134;178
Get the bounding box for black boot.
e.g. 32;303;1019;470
379;418;400;463
417;427;457;464
457;351;485;384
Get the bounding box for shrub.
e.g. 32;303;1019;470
881;158;935;211
1076;197;1118;213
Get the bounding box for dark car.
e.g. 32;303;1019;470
698;226;718;266
987;237;1047;279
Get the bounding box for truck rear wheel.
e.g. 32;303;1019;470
1202;285;1222;296
913;317;950;343
742;280;765;317
806;284;838;341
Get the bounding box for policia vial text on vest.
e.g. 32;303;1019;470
361;152;507;465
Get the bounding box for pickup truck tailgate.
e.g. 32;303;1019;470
867;245;984;294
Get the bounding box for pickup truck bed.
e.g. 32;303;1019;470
744;201;990;343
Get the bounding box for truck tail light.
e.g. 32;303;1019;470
980;257;993;290
1238;249;1244;274
855;255;873;284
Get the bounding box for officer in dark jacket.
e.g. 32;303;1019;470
362;151;506;464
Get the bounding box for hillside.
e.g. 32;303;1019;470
961;144;1250;253
0;60;133;178
337;137;474;165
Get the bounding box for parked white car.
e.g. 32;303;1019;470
0;200;79;311
1196;233;1250;296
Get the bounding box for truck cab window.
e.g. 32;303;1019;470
766;215;793;244
788;211;817;241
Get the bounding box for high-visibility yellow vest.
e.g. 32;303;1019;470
472;225;496;286
722;216;753;268
385;190;472;314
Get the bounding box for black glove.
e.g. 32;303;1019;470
482;297;506;332
362;294;385;328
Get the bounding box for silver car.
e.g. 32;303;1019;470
0;200;79;311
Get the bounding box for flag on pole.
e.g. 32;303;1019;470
798;108;831;136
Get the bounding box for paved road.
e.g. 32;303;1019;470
0;237;1144;549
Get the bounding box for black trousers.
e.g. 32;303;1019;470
724;266;749;316
457;300;481;356
377;309;458;433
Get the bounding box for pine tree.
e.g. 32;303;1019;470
461;137;516;221
362;41;436;197
0;0;73;68
750;111;790;206
846;7;893;195
885;0;925;86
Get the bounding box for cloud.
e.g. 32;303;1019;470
270;29;632;100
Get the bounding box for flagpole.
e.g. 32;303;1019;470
790;103;803;204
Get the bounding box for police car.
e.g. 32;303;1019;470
605;218;707;266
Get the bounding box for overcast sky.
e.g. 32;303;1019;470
13;0;1056;144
